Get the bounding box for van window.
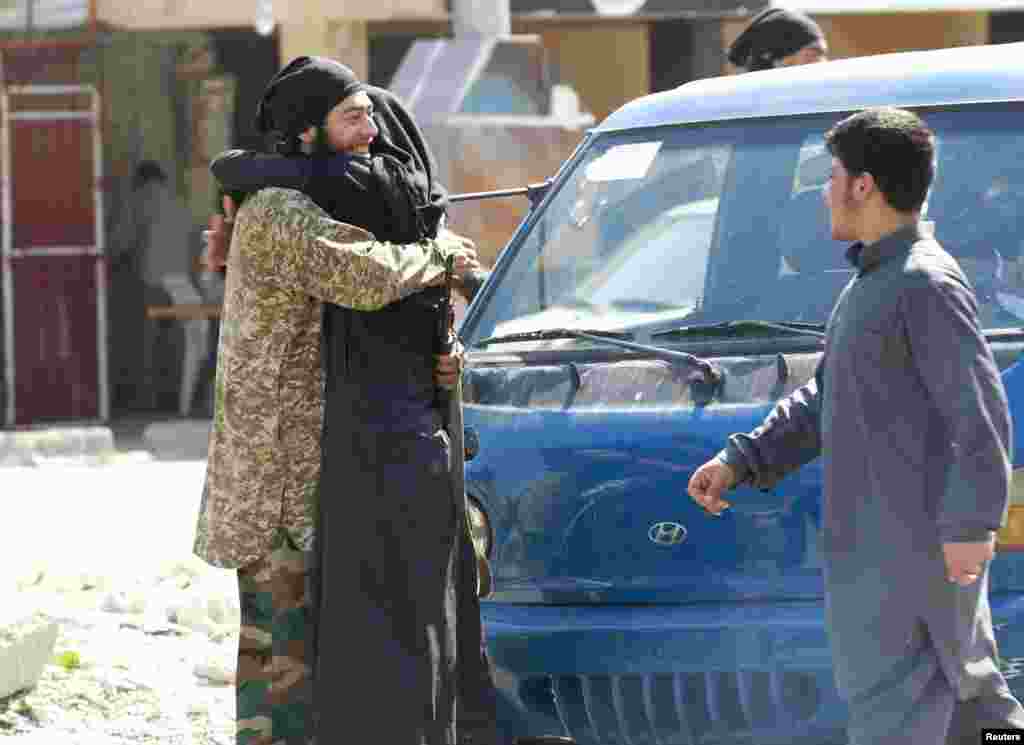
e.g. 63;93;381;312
466;104;1024;346
471;129;730;341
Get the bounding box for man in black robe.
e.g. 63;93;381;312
688;107;1024;744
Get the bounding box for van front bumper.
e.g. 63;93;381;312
483;601;847;745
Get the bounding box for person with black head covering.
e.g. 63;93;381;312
206;56;497;745
211;60;488;298
727;6;828;72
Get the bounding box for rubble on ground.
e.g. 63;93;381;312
1;558;239;744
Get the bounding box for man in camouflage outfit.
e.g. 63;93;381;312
194;185;475;745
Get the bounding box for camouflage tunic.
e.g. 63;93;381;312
194;187;457;569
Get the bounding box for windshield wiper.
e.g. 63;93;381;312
476;328;633;346
653;319;827;340
474;327;723;389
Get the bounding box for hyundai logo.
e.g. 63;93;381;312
648;521;688;546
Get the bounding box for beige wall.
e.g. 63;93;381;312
277;20;371;78
722;11;989;74
539;24;649;123
97;0;444;31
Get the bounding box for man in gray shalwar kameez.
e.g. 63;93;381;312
688;107;1024;744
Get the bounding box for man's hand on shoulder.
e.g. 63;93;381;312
202;195;237;271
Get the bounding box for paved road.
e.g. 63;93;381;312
1;460;215;590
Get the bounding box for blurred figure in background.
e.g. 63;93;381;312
112;161;208;417
727;7;828;72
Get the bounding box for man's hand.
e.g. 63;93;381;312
687;458;737;516
433;229;480;293
437;228;487;300
202;195;237;271
434;340;464;389
453;252;482;280
943;537;995;586
438;227;476;256
437;229;478;267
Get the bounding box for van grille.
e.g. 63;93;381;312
528;671;839;745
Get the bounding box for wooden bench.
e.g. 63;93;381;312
145;303;223;321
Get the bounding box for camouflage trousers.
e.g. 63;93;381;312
235;531;316;745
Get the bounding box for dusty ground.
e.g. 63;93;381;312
1;577;240;745
0;460;240;744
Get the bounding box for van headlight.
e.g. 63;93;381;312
466;496;493;559
997;467;1024;551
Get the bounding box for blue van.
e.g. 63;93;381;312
458;43;1024;745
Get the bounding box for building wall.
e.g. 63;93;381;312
990;10;1024;44
815;11;988;60
538;22;649;122
278;20;371;78
88;32;219;226
96;0;445;31
721;11;989;73
210;30;280;151
368;19;652;123
649;17;724;92
89;31;219;411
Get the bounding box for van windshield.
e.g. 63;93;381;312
465;104;1024;346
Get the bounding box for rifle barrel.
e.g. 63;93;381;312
448;186;531;203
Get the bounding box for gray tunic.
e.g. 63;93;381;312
721;223;1016;725
111;181;196;286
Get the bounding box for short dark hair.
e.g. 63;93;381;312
825;107;935;213
134;160;167;189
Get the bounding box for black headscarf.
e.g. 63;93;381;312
256;56;365;139
727;7;825;72
364;85;448;238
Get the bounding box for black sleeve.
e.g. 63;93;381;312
210;149;354;193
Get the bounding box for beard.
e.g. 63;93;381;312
314;126;333;155
829;190;859;242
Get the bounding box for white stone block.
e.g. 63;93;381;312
174;597;214;635
194;659;235;685
0;612;59;699
208;623;237;643
205;593;228;625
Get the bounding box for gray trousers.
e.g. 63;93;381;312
847;624;1024;745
